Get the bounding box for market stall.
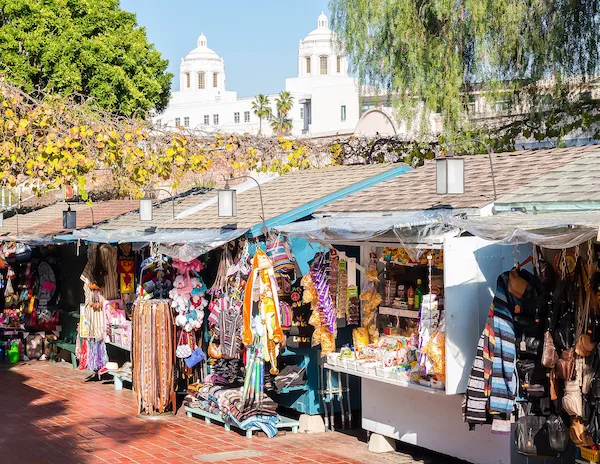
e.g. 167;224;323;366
275;214;535;464
0;242;70;365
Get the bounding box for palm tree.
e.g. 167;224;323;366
251;94;272;135
271;91;295;136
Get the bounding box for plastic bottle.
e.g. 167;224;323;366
415;279;424;310
407;286;415;310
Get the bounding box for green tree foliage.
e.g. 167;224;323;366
0;0;172;117
271;91;294;136
330;0;600;147
252;94;272;135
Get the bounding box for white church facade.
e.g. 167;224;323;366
155;13;361;138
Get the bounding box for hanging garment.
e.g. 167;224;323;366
133;299;175;415
80;245;119;339
464;272;516;429
242;249;283;347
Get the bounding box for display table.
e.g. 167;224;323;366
185;406;299;437
323;363;445;395
107;371;132;391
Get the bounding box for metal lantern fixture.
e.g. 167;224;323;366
63;205;77;229
436;156;465;195
138;189;175;222
139;196;153;222
217;176;268;235
217;183;237;217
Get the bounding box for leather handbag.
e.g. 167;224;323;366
542;331;559;368
563;380;583;417
586;404;600;444
545;414;569;454
549;368;559;401
518;334;542;358
554;301;575;351
515;415;567;457
556;348;575;381
572;417;595;447
516;359;548;399
509;269;529;299
576;333;596;357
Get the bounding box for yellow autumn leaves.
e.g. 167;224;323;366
0;79;330;202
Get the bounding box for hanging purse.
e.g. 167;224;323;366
514;415;566;458
556;348;575;381
542;331;559;368
509;269;529;299
175;331;192;359
207;334;222;360
184;348;206;368
563;380;583;417
517;333;542;358
554;300;575;351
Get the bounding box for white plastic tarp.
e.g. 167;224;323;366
273;211;453;242
55;229;149;243
450;211;600;249
149;229;248;261
54;227;248;261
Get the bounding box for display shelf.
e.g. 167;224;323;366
106;341;131;352
323;363;446;395
279;384;309;394
378;306;420;318
184;406;299;437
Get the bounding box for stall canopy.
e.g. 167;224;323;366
449;211;600;249
273;210;458;244
55;228;248;261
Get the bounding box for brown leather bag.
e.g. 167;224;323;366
549;368;559;401
508;269;528;299
542;331;559;368
556;348;575;381
576;333;596;357
570;417;595;447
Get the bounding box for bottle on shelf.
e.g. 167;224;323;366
415;279;424;311
407;286;415;310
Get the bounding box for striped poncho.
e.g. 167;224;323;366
463;272;516;429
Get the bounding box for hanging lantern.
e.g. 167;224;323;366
63;205;77;229
217;185;237;217
436;157;464;195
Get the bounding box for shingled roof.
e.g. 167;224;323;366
159;163;408;233
1;200;139;237
317;145;599;214
495;149;600;210
101;188;212;231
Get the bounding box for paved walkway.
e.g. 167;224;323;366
0;361;465;464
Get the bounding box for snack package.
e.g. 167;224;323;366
353;327;370;352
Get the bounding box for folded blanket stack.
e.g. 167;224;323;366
183;378;281;438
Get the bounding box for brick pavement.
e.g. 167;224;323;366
0;361;463;464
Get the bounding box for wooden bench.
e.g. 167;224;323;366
49;341;78;369
106;371;132;391
185;406;299;438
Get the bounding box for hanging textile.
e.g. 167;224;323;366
243;249;284;374
133;299;175;415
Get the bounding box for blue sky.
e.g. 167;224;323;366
120;0;331;97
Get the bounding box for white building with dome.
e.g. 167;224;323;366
155;12;361;137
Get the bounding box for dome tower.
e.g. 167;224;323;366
297;12;348;78
179;33;226;92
